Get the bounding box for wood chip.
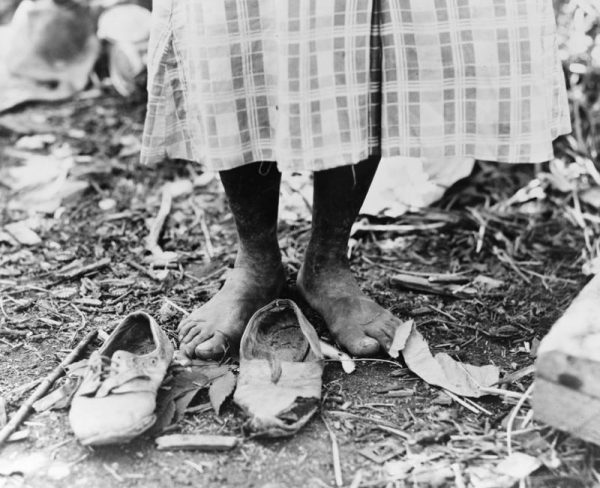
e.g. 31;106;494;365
155;434;239;451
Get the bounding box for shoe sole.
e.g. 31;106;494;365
78;414;156;446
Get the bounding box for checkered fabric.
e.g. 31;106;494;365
141;0;571;172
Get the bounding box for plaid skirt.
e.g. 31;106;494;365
141;0;571;172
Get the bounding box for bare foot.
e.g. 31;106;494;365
297;258;400;356
178;263;285;359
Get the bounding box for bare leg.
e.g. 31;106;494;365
297;156;401;356
178;162;285;359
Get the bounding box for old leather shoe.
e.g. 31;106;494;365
69;311;173;445
233;299;324;437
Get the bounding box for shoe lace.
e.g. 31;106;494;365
96;355;120;381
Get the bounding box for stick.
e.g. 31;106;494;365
443;390;481;415
198;211;215;259
146;187;172;256
0;329;98;447
506;383;533;456
322;417;343;488
125;259;159;281
58;258;111;280
350;222;447;236
155;434;238;451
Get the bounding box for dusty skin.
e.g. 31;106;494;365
177;157;401;359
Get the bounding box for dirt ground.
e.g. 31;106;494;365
0;93;598;488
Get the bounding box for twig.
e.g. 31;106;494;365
0;329;98;447
146;187;172;256
68;304;87;346
322;416;343;487
103;463;124;482
452;463;467;488
57;258;111;280
0;297;9;321
126;259;159;281
163;298;190;316
480;387;527;399
0;328;29;337
506;383;534;456
351;222;447;236
184;266;228;285
443;390;481;415
493;247;531;284
199;211;215;260
460;396;493;416
349;470;364;488
327;410;411;439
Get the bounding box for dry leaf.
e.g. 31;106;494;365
208;371;237;414
388;319;414;358
4;221;41;245
403;327;499;397
152;363;236;434
473;275;504;292
495;452;542;479
580;187;600;209
320;340;356;373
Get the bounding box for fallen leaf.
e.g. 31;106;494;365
320;340;356;373
164;179;193;199
152;368;210;434
99;198;116;211
53;287;79;299
208;371;237;414
15;133;55;150
0;452;49;476
495;452;542;479
32;375;82;412
152;363;236;434
580;187;600;209
193;172;216;188
0;230;17;245
402;327;499;397
4;221;41;245
473;275;504;292
388;319;414;358
467;465;515;488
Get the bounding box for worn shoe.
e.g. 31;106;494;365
69;311;173;445
233;299;324;437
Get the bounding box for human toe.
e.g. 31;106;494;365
365;314;400;350
180;329;213;358
194;333;229;359
177;315;198;339
335;325;380;356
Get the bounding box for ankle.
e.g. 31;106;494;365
235;247;283;276
303;241;348;271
